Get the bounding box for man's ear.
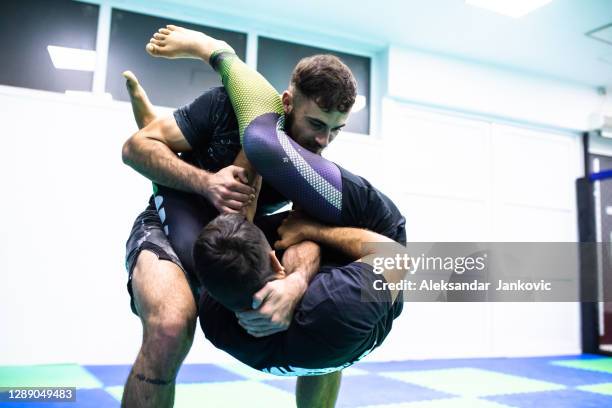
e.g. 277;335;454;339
269;250;285;275
281;90;293;115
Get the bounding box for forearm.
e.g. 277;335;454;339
232;149;260;222
304;226;392;260
281;240;321;292
122;135;210;195
306;226;406;302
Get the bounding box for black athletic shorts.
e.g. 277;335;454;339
124;189;286;317
124;196;200;316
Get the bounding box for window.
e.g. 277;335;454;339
257;37;371;134
0;0;98;93
105;10;247;108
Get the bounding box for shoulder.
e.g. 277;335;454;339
288;262;389;357
339;167;393;216
173;86;229;124
338;166;369;189
207;86;230;101
206;86;237;125
190;86;230;110
338;167;406;243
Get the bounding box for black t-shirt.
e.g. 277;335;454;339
200;198;406;376
339;167;406;245
173;86;288;214
199;261;403;376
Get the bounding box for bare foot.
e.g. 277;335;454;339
122;70;156;129
145;25;234;63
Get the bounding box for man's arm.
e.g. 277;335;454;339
280;240;321;293
275;212;389;259
122;115;255;213
232;150;261;221
276;212;406;302
122;115;203;192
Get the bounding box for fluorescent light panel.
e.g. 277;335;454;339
47;45;96;71
466;0;553;18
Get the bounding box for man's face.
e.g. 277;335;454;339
283;90;350;155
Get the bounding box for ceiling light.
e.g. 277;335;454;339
466;0;553;18
47;45;96;71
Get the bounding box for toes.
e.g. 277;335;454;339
149;38;163;46
145;43;157;55
158;28;171;35
166;24;178;30
122;70;138;84
153;33;166;40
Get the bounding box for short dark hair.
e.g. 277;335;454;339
290;54;357;113
193;214;276;311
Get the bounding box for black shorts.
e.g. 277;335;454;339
124;196;200;316
124;187;287;317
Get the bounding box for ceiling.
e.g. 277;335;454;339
153;0;612;88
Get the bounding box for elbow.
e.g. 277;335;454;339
121;133;138;166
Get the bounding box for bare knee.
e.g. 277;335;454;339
144;312;196;352
138;311;196;379
131;251;198;373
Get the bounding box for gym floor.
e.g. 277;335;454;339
1;354;611;407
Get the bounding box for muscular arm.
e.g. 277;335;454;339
281;240;321;291
277;215;406;301
122;115;255;213
232;150;261;221
276;214;387;260
122;115;210;194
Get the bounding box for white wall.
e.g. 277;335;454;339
0;43;596;365
326;100;583;360
385;47;603;132
325;46;592;360
0;85;230;365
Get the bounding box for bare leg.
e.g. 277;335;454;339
121;251;197;408
123;71;156;130
296;371;342;408
145;25;232;63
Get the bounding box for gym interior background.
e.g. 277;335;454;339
1;0;612;407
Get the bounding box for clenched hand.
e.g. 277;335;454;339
203;165;255;214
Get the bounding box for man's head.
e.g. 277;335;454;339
193;214;284;311
283;54;357;154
